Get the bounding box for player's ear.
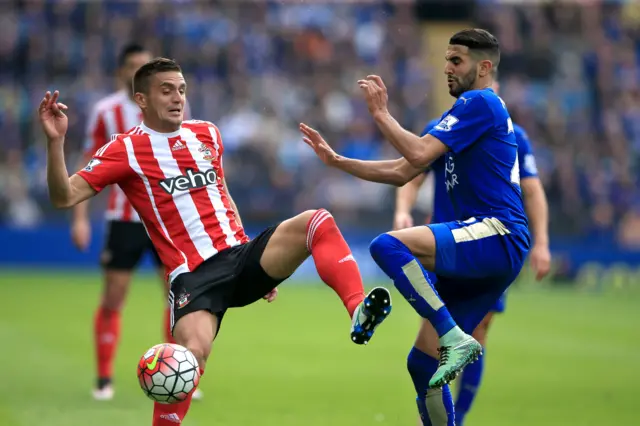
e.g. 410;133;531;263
478;60;493;78
134;92;147;110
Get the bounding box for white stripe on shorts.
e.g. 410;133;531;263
452;217;510;243
168;290;175;331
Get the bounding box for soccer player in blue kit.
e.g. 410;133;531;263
394;80;551;426
301;29;530;425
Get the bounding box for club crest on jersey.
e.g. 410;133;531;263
199;143;215;162
434;115;459;132
83;158;102;172
177;292;190;309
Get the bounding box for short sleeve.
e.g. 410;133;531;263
83;106;107;156
76;137;131;192
515;127;538;178
428;96;493;154
420;119;441;137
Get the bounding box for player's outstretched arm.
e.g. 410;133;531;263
521;177;551;280
70;155;93;250
300;123;423;186
70;106;107;251
358;76;449;168
394;173;427;230
39;91;97;209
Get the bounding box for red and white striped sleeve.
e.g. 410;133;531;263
76;137;131;193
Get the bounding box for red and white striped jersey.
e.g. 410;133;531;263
84;90;192;222
84;90;143;222
77;120;249;282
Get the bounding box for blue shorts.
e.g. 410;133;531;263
426;217;528;333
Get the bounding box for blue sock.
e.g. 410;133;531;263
407;346;455;426
455;350;485;425
369;233;456;337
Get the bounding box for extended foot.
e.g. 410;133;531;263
92;378;114;401
429;334;483;388
350;287;392;345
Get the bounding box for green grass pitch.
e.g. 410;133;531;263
0;270;637;425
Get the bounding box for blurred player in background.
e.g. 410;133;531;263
70;43;200;401
39;57;391;426
302;29;532;426
394;81;551;426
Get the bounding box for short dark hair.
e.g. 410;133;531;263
449;28;500;69
118;43;148;67
132;57;183;94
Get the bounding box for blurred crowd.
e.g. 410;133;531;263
1;0;640;246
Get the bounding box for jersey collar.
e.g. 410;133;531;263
139;122;182;138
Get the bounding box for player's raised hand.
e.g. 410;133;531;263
263;288;278;303
300;123;340;166
530;244;551;281
38;90;69;142
358;75;389;118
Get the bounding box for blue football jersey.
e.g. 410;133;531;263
423;119;539;224
425;88;528;234
420;119;453;224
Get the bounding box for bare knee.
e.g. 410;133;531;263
388;227;436;257
260;209;334;279
297;209;319;229
276;209;320;245
173;311;218;370
370;227;436;271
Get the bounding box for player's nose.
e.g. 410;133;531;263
444;65;454;75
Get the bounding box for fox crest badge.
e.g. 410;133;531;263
199;144;215;162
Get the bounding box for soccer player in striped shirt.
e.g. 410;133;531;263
38;57;391;426
70;43;197;402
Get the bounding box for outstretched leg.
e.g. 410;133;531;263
157;267;204;401
152;310;215;426
369;226;481;387
259;209;392;343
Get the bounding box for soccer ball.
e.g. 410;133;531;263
137;343;200;404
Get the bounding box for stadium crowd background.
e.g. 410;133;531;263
2;0;640;262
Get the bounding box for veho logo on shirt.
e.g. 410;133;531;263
159;168;218;194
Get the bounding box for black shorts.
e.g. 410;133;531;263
169;224;285;332
101;220;162;270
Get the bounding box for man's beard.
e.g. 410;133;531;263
449;70;477;98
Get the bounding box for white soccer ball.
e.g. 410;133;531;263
137;343;200;404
